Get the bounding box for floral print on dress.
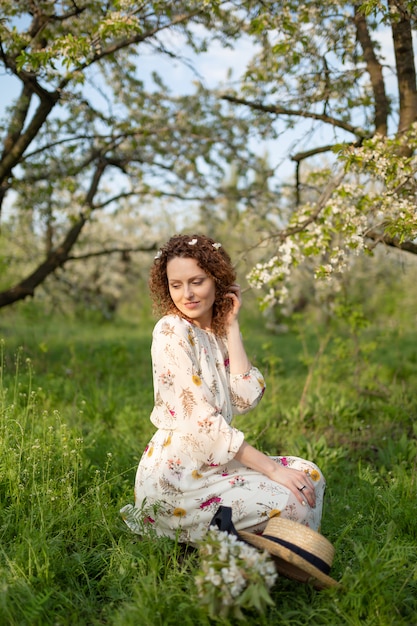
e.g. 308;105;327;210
159;370;175;388
121;314;326;543
180;387;196;417
198;495;222;511
229;475;249;489
167;457;185;479
192;374;202;386
198;417;214;434
162;434;172;447
309;468;321;482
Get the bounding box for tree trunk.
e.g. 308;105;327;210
0;214;86;308
354;6;389;136
388;0;417;136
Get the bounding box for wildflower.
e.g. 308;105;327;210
195;527;277;620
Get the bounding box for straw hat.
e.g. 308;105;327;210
239;517;339;590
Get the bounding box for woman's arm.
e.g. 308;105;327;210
224;285;251;374
224;287;315;507
150;316;244;465
224;285;265;412
234;441;317;508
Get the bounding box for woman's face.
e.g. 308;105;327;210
166;256;216;330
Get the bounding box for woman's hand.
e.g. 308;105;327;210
269;463;316;508
225;283;242;327
234;443;316;508
223;283;251;374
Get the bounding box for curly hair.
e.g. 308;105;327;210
149;234;236;336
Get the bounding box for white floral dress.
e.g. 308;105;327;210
121;314;325;543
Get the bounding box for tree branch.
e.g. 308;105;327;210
1;84;33;160
66;10;204;82
291;144;341;163
85;158;106;207
0;95;59;184
365;229;417;255
221;94;368;137
66;243;157;262
0;213;87;307
291;139;365;164
245;168;347;253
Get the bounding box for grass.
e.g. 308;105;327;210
1;280;417;625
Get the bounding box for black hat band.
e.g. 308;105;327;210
261;534;331;575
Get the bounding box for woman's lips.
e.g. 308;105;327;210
184;302;199;309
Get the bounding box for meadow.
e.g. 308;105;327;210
1;260;417;625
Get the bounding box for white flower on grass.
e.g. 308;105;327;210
205;566;222;587
221;566;236;584
194;525;278;619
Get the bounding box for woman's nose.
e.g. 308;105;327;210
184;284;193;299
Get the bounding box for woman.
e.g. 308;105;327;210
121;234;325;543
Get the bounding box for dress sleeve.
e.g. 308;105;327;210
229;366;266;415
150;317;244;466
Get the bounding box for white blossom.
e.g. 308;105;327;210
195;525;278;619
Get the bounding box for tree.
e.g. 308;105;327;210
0;0;267;309
219;0;417;308
1;1;416;312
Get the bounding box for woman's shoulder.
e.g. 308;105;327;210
153;314;192;337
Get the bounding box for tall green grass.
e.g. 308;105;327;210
1;280;417;625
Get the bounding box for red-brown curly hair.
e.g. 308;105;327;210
149;234;236;336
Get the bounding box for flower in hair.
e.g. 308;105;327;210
154;250;162;259
188;238;198;246
212;242;222;250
